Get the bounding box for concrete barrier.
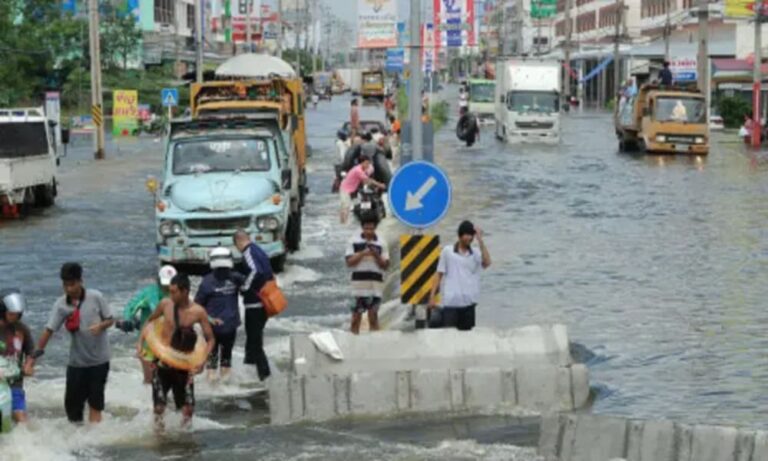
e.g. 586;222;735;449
539;413;768;461
270;364;590;425
289;324;572;376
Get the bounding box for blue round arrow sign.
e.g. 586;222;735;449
388;161;452;229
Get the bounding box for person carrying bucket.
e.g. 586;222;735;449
116;265;177;384
0;289;35;424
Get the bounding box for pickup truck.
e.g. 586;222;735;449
0;108;58;217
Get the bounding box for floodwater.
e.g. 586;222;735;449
1;87;767;460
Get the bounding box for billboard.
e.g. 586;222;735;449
724;0;766;17
358;0;398;49
434;0;476;48
670;57;697;82
422;23;436;73
113;90;139;137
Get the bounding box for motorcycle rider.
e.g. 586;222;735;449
0;289;35;423
339;154;386;224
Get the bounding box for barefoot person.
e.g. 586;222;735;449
345;216;389;334
0;289;35;423
140;274;215;429
35;263;114;423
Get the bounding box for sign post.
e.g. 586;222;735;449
162;88;179;121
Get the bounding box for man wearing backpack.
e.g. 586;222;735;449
35;262;114;423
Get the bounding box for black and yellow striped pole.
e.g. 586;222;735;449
400;234;441;328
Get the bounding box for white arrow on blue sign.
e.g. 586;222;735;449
161;88;179;107
389;161;452;229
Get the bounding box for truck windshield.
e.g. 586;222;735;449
364;75;382;85
173;137;274;175
470;83;495;103
654;97;706;123
507;91;559;113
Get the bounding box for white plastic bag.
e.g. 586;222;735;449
309;331;344;361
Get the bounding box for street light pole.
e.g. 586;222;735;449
613;0;623;106
88;0;104;160
564;0;574;102
195;0;203;82
246;0;252;52
664;0;671;61
277;0;283;58
409;0;423;161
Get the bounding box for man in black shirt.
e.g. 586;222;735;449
659;61;673;86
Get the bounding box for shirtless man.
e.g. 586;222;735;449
139;273;215;429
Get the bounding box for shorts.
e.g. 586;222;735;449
352;296;381;314
340;191;353;212
441;305;476;331
65;362;110;422
11;387;26;412
152;365;194;410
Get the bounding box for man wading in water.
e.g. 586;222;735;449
141;274;215;430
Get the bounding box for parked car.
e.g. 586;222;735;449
709;110;725;131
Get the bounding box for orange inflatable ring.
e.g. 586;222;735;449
144;318;208;371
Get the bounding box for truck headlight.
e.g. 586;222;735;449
694;137;705;144
257;216;280;231
159;221;182;237
655;135;667;143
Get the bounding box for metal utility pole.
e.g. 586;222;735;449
88;0;104;160
277;0;283;58
664;0;671;61
195;0;203;82
311;1;317;75
246;0;252;52
753;5;763;147
613;0;624;105
409;0;423;161
697;0;709;110
294;0;301;75
564;0;573;100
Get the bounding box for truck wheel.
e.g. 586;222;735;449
270;254;287;273
286;211;302;252
618;139;626;152
34;183;55;208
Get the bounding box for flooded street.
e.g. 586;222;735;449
2;88;768;459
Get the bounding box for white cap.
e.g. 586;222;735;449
210;247;234;269
372;132;385;143
158;265;177;286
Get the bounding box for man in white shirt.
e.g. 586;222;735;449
428;221;491;330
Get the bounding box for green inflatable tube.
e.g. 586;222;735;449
0;357;20;434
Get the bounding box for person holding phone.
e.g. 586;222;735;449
345;216;389;334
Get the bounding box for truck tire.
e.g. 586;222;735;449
286;211;302;252
34;182;55;208
270;254;287;273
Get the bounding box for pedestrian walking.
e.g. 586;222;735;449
115;265;177;384
350;98;360;136
233;230;274;381
0;289;35;423
428;221;491;331
195;247;244;383
35;262;114;423
345;216;390;334
141;274;215;429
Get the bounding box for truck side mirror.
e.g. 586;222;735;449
281;169;292;189
61;128;70;145
500;94;505;103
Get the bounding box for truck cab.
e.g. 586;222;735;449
616;84;709;155
495;60;561;144
361;70;385;103
468;79;496;123
152;78;306;271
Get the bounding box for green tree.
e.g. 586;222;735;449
101;7;142;70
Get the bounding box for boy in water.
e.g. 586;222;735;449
0;289;35;423
140;274;215;429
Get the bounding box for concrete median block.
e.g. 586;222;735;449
501;369;517;404
517;365;574;412
464;368;504;409
450;369;465;409
396;371;411;411
539;413;566;460
752;431;768;461
410;369;452;412
735;430;755;461
626;419;675;461
690;425;739;461
267;375;291;425
349;371;398;415
303;374;335;421
674;423;693;461
569;415;628;461
333;375;351;416
558;413;580;461
570;365;590;409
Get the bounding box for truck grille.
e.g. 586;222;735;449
515;121;554;129
663;135;695;144
186;217;252;233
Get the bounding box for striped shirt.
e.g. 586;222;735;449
345;233;389;297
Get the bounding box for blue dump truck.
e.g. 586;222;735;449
150;72;306;272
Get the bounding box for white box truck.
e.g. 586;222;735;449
495;59;561;143
0;108;58;216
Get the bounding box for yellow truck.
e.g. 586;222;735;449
615;84;709;155
361;70;385;103
151;73;307;271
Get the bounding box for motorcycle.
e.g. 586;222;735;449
353;184;386;223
